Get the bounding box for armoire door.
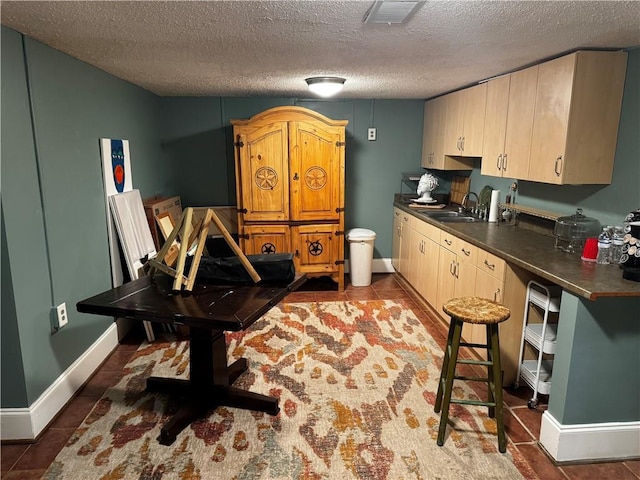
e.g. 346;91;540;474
235;122;290;222
242;224;291;256
291;224;340;274
289;121;344;222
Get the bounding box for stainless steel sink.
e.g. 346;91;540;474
438;216;478;223
422;211;460;217
419;210;479;222
420;210;466;218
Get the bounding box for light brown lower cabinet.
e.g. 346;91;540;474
407;219;440;306
436;229;478;326
392;207;414;278
243;224;290;255
467;250;507;365
392;213;546;385
290;224;341;278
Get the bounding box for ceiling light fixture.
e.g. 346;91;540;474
305;77;346;97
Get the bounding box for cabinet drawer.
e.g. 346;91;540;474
440;230;477;264
456;238;477;264
476;249;506;280
440;230;478;265
414;219;440;242
439;230;458;251
400;211;415;232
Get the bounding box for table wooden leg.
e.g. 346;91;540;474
227;358;248;384
224;386;280;415
158;401;209;446
146;328;279;445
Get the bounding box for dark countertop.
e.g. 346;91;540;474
394;199;640;300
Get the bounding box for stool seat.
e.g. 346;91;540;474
443;296;511;324
436;296;511;453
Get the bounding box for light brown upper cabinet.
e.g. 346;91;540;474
232;106;348;290
443;83;487;157
481;65;539;179
527;50;627;185
422;96;473;170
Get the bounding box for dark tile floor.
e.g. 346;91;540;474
2;273;638;479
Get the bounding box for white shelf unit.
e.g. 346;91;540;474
523;323;558;354
515;280;562;408
520;360;554;395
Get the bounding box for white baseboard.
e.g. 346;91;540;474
0;324;119;441
344;258;395;274
372;258;395;273
540;411;640;463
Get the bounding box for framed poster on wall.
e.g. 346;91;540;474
99;138;133;287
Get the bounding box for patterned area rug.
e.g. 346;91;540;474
44;300;537;480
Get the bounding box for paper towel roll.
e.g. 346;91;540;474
488;190;500;223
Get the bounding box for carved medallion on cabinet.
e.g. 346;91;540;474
242;224;290;257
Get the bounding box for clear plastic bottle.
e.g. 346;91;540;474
596;227;612;264
611;226;625;265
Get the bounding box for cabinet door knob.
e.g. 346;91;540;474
293;173;299;180
497;154;502;171
461;248;471;256
444;238;452;246
503;153;508;171
484;259;495;270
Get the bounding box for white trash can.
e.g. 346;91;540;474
346;228;377;287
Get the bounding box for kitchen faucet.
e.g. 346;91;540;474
460;191;480;214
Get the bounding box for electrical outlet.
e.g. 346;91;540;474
367;127;377;141
56;303;68;328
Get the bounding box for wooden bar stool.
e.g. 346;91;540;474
435;296;511;453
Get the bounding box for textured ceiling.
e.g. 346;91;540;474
2;1;639;99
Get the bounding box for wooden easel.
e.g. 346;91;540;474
148;207;261;291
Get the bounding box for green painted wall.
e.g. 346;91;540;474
550;292;640;424
159;97;231;206
1;27;170;407
1;27;51;407
1;207;28;407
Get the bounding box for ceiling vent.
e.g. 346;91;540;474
363;1;425;24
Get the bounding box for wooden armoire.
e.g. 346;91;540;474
231;106;348;290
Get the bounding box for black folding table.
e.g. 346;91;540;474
77;273;305;445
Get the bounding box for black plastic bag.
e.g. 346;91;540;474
186;253;295;285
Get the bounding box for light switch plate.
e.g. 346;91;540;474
368;128;377;141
